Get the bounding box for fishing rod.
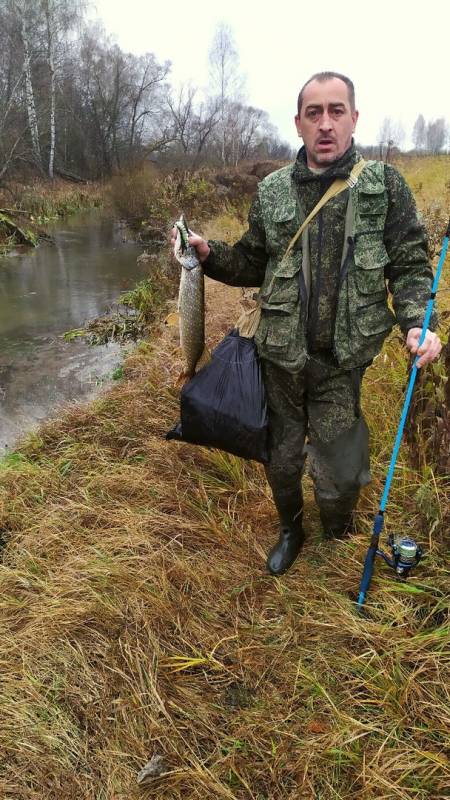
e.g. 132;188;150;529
357;218;450;609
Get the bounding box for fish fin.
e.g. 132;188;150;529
194;345;211;373
165;311;180;327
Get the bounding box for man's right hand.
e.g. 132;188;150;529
170;226;211;264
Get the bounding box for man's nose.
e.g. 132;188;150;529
319;113;332;130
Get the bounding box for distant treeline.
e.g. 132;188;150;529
0;4;295;181
0;3;448;182
363;114;449;162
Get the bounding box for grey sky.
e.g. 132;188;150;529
92;0;449;149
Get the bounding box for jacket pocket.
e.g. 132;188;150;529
357;186;387;231
354;236;390;295
263;311;295;349
260;254;300;306
273;203;297;223
355;300;395;337
267;204;298;254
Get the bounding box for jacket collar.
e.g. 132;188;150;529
292;140;361;185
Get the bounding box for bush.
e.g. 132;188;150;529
109;163;234;238
108;163;166;224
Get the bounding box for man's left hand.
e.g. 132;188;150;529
406;328;442;367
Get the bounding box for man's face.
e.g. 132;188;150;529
295;78;359;169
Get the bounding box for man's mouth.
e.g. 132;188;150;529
317;138;335;147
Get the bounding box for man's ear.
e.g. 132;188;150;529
294;114;302;138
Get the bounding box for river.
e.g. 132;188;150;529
0;210;154;453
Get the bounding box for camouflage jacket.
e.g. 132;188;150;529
204;143;436;371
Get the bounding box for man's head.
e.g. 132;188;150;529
295;72;358;169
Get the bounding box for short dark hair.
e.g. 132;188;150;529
297;72;355;115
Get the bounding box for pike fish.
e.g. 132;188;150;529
168;215;210;380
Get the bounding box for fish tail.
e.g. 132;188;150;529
194;345;211;373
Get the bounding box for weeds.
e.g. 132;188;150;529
17;180;103;221
0;179;104;254
109;162;254;246
64;260;176;345
0;158;449;799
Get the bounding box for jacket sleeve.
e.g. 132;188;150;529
202;190;268;287
383;164;437;333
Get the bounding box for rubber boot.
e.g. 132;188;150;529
318;492;359;540
266;496;305;576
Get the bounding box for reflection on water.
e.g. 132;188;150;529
0;211;151;451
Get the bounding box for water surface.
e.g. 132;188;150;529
0;211;152;451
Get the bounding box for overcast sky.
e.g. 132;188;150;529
91;0;449;150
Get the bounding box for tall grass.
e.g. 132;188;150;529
108;163;227;234
0;179;104;222
0;157;449;799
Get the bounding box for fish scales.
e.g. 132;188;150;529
174;215;208;378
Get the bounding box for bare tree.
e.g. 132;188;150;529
208;22;244;165
127;52;170;160
426;118;448;154
167;86;220;167
14;0;43;171
412;114;426;152
42;0;85;178
167;84;197;156
378;117;404;161
224;102;266;165
0;4;290;179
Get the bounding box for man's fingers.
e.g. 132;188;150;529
407;329;442;366
187;232;202;245
416;337;442;367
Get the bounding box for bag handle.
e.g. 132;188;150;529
237;158;366;338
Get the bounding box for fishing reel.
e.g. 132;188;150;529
376;535;423;579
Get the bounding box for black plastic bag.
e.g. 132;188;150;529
166;329;269;463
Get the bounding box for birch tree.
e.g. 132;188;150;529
426;118;448;154
412;114;426;151
208;23;244;165
14;0;42;171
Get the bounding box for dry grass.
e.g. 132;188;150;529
0;165;449;800
0;179;104;222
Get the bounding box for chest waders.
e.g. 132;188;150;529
357;219;450;609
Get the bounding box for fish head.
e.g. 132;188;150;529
174;214;199;270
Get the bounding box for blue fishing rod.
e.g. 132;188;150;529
357;219;450;609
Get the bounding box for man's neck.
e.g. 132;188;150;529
307;165;328;175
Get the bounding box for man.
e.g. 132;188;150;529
171;71;441;576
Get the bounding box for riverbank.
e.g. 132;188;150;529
0;179;104;253
1;205;449;798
